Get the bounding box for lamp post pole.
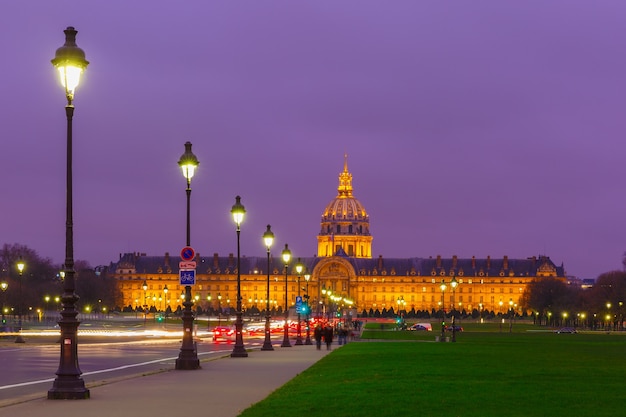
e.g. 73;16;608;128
206;294;212;330
175;141;200;370
217;294;222;327
440;280;446;342
15;260;25;343
281;244;292;347
0;282;7;331
304;271;312;345
142;280;148;328
261;225;275;351
450;276;458;342
231;196;248;357
48;26;90;399
163;285;168;328
295;259;304;345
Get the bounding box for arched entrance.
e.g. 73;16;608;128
311;257;357;320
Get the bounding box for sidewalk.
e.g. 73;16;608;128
1;344;332;417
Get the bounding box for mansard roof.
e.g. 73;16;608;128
111;252;564;278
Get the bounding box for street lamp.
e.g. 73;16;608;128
295;258;304;345
0;282;7;330
231;195;248;358
142;280;148;327
450;276;458;342
49;26;90;399
261;225;275;351
439;279;446;342
163;285;168;327
206;294;212;330
44;295;50;324
15;259;25;343
217;294;222;327
509;298;514;332
175;141;200;370
304;270;312;345
281;244;292;347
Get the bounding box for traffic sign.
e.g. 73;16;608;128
180;246;195;261
179;269;196;285
295;296;303;313
179;261;197;269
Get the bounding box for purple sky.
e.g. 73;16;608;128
1;1;625;279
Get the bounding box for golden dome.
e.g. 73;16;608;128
321;154;369;222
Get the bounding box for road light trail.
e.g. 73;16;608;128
0;349;230;391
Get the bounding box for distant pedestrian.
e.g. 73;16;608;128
323;325;334;350
314;325;323;350
339;327;348;345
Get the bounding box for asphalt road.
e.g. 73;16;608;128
0;334;265;403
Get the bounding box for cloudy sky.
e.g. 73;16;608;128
1;1;624;279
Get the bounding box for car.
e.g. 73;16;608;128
244;324;266;336
445;325;463;332
212;326;236;342
408;324;431;331
555;327;577;334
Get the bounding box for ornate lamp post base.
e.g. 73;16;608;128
231;312;248;357
48;307;90;399
175;286;200;370
261;312;274;350
281;322;292;347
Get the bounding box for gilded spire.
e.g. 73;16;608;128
337;153;353;197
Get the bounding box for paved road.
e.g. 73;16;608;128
0;334;270;403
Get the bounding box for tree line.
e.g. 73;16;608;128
0;243;120;318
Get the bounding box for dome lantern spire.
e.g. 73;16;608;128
338;153;353;197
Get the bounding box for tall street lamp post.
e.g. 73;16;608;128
48;26;90;399
206;294;212;330
142;280;148;328
509;299;514;333
261;225;275;351
295;259;304;345
175;141;200;370
231;196;248;357
304;270;312;345
281;244;292;347
217;294;222;327
163;285;168;328
15;259;25;343
439;280;446;342
450;276;458;342
0;281;7;330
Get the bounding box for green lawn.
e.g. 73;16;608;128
239;330;626;417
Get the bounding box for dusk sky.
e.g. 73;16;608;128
1;1;625;279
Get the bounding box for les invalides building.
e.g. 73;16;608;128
110;156;565;317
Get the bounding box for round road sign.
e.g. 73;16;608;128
180;246;195;261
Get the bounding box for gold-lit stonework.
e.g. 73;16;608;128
109;157;565;316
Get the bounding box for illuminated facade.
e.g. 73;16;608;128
110;157;565;316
